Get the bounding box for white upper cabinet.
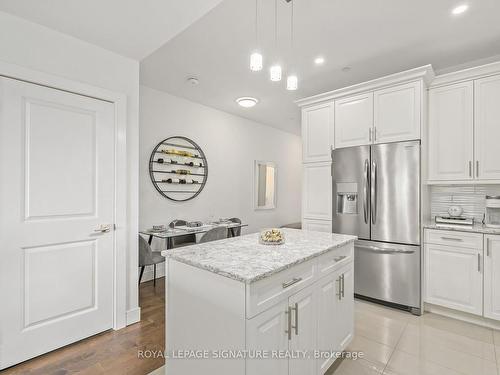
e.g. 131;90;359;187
474;75;500;180
302;162;332;221
301;102;334;163
374;81;421;144
334;92;373;149
428;81;474;181
484;235;500;320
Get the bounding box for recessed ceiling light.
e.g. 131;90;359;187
236;97;259;108
314;57;325;65
342;66;351;73
451;4;468;15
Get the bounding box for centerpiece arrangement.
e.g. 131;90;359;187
259;228;285;245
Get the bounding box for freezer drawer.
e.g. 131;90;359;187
354;240;420;309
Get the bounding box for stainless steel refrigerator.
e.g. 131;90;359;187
332;140;421;315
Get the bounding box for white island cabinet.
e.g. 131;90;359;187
162;229;356;375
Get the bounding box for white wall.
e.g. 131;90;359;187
140;85;302;254
0;11;140;321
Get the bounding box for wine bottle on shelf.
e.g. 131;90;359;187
185;161;203;167
179;179;187;184
191;180;199;184
175;169;190;175
163;178;179;184
157;158;164;164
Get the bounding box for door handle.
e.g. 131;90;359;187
285;306;292;340
356;244;415;254
487;238;491;257
369;128;372;142
292;303;298;335
336;277;342;300
478;253;481;272
341;274;345;298
469;161;472;177
476;161;479;178
363;159;369;224
371;161;377;225
440;237;463;242
282;277;302;289
94;224;111;233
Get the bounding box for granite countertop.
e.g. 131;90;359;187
161;228;357;284
424;222;500;235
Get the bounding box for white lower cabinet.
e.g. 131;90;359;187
484;235;500;320
246;301;289;375
423;230;500;321
246;260;354;375
424;243;483;315
317;263;353;374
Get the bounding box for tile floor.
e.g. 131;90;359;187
329;300;500;375
150;300;500;375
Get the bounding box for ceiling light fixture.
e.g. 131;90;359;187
314;56;325;65
451;4;468;15
270;0;282;82
250;0;263;71
286;0;298;90
236;97;259;108
186;77;199;85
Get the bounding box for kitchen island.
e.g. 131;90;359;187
161;229;356;375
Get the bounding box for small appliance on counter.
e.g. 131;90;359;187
484;195;500;228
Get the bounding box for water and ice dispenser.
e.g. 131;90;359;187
336;183;358;215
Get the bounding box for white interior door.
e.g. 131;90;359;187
0;76;115;369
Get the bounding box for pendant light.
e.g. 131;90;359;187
250;0;263;71
270;0;282;81
286;0;298;90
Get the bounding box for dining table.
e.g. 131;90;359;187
140;222;248;249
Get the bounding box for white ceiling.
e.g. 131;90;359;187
0;0;223;59
140;0;500;134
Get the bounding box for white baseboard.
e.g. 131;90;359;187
424;303;500;330
126;307;141;325
140;262;166;283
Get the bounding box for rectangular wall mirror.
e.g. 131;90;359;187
254;161;276;210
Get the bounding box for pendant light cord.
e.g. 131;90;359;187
255;0;258;45
275;0;278;48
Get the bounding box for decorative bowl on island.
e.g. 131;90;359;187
259;228;285;245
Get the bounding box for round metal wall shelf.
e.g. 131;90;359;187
148;136;208;202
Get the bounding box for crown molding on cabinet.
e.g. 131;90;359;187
431;61;500;88
295;65;435;108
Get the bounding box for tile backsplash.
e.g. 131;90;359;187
430;185;500;221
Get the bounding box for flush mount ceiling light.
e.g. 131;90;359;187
186;77;199;85
314;56;325;65
452;4;468;15
236;97;259;108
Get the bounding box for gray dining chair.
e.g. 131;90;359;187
199;226;227;243
139;235;165;286
228;217;242;237
169;219;196;248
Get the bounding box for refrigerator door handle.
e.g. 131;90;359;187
357;243;416;254
363;159;369;224
371;160;377;225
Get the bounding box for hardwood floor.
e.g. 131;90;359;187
2;278;166;375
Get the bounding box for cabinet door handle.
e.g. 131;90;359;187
341;274;345;298
285;306;292;340
336;277;342;300
440;236;463;242
292;303;298;335
374;127;377;142
469;161;472;177
487;238;491;257
478;253;481;272
282;277;302;289
476;161;479;178
369;128;372;142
